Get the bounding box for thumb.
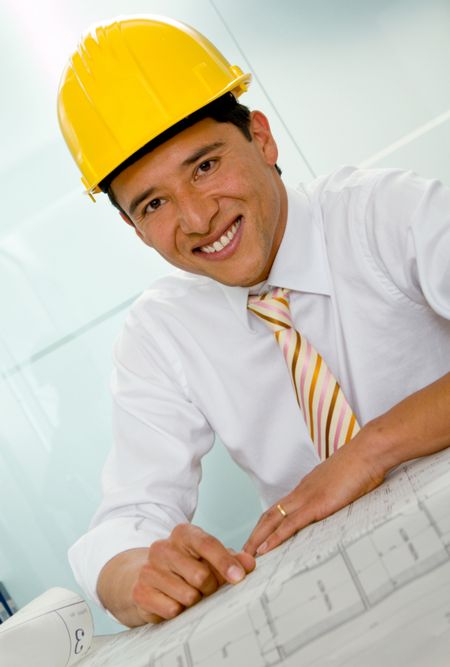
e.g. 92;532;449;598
230;549;256;573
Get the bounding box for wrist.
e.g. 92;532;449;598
349;416;399;482
97;548;149;626
353;374;450;475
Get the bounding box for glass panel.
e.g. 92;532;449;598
214;0;450;175
1;0;447;636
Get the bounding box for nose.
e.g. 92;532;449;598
176;191;218;235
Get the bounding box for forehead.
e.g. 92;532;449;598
112;118;243;189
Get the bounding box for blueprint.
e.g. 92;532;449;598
78;448;450;666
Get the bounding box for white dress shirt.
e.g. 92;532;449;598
69;166;450;606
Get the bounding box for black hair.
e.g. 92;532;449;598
100;92;281;214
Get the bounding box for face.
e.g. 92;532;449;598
111;111;288;287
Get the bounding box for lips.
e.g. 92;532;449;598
196;217;242;255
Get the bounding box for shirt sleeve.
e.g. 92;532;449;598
68;301;215;607
364;169;450;319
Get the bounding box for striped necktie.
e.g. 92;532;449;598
248;287;360;460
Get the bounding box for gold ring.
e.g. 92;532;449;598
276;503;287;518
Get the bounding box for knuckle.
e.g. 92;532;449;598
260;510;272;522
198;533;217;552
135;604;161;625
148;539;168;558
184;589;201;607
191;566;210;589
279;517;298;537
263;507;278;523
145;613;163;625
164;601;183;620
131;580;150;607
171;523;189;540
139;562;157;583
132;580;184;621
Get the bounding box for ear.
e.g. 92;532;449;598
119;211;134;227
249;111;279;167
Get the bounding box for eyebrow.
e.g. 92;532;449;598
181;141;225;167
128;141;225;216
129;186;156;217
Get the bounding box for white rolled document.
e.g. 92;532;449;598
0;587;93;667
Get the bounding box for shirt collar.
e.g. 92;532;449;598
219;185;331;330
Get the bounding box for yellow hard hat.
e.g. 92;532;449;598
57;15;251;198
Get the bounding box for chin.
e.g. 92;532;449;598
206;258;269;287
222;274;266;288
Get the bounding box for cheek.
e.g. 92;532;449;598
146;221;180;255
135;221;162;249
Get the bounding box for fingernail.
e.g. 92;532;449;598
256;541;268;555
227;565;245;583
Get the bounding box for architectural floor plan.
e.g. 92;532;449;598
79;447;450;666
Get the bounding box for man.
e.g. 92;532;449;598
58;16;450;628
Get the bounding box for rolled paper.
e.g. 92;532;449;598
0;587;93;667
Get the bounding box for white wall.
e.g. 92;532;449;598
0;0;448;634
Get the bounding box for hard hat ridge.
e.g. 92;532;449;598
57;15;252;198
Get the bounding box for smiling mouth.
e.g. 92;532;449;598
196;217;242;255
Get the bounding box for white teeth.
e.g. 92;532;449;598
199;218;241;254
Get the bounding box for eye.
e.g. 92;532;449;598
195;159;217;178
144;197;164;214
199;160;212;172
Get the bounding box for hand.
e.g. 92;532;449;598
243;431;385;557
132;524;255;624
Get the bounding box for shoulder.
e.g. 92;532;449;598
302;165;448;249
304;165;418;203
124;270;228;337
113;271;226;377
304;165;448;214
305;166;450;315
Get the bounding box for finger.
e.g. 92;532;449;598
242;504;287;556
143;568;203;609
183;559;220;596
153;542;221;596
135;606;164;625
174;525;247;585
255;508;311;555
202;558;226;587
204;550;256;589
227;548;256;574
132;585;184;621
235;551;256;573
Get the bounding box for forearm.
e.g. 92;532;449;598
97;548;150;627
361;371;450;478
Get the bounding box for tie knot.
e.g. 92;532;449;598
247;287;293;332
